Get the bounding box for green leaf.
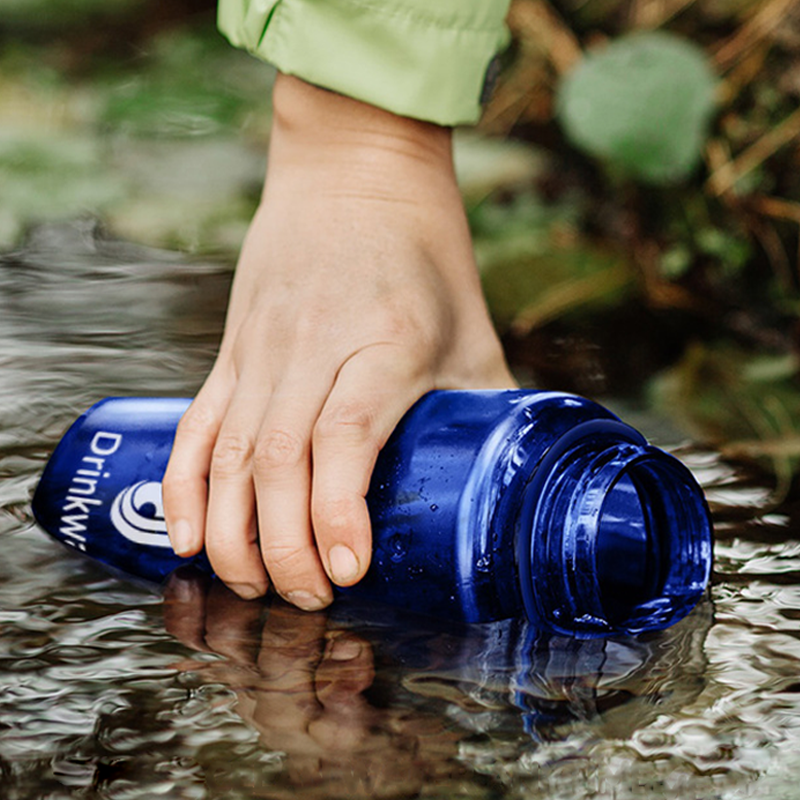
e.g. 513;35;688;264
557;32;718;184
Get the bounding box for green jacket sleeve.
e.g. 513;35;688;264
217;0;511;126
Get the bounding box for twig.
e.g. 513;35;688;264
509;263;630;335
716;44;771;107
749;218;794;292
630;0;698;30
506;0;582;75
712;0;800;72
482;0;582;132
749;195;800;282
750;195;800;225
723;435;800;459
706;106;800;197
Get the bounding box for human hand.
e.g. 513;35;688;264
163;74;515;608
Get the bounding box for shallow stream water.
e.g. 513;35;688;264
2;221;800;799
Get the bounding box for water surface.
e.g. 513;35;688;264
2;221;800;799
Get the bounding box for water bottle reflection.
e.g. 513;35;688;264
163;570;710;798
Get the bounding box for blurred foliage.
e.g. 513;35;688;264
0;0;270;251
652;344;800;495
4;0;137;23
98;29;269;138
474;0;800;481
557;31;718;183
470;188;633;330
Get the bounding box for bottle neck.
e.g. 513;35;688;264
518;424;712;637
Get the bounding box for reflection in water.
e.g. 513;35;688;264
3;221;800;798
161;570;710;800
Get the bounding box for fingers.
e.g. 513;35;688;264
251;378;336;610
163;374;230;557
312;345;430;587
165;341;430;610
204;385;270;599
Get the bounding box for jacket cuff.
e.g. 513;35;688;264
218;0;511;126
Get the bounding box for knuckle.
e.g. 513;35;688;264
205;540;258;583
263;541;312;577
375;303;432;344
383;314;417;341
176;401;218;440
209;562;250;590
315;401;377;445
253;428;306;474
161;470;194;502
211;432;254;477
294;309;323;341
205;548;234;580
313;494;361;536
294;302;334;341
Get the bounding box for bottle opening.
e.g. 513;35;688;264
523;434;713;637
595;472;662;624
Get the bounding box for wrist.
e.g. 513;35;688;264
268;74;456;193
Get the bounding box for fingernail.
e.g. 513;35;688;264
286;590;329;612
327;544;360;585
169;519;194;555
231;583;265;600
328;637;363;661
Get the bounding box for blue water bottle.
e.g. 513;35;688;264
32;391;713;637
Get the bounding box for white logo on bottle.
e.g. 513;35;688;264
110;481;172;548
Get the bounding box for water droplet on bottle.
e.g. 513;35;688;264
430;503;438;512
476;555;492;573
389;533;407;563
